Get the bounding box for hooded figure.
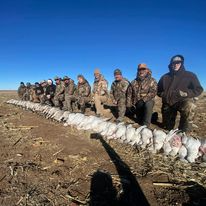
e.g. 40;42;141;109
131;63;157;126
46;79;56;97
45;79;56;106
158;54;203;132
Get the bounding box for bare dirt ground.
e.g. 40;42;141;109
0;91;206;206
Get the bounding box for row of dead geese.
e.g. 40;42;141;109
6;99;206;163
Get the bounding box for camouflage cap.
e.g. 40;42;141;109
138;63;148;70
77;74;84;79
40;80;46;84
63;76;69;80
114;69;122;75
54;76;60;80
94;68;101;74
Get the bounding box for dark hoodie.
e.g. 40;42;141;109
46;81;56;97
158;55;203;105
34;83;44;96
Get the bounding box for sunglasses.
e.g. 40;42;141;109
172;61;181;65
138;68;147;71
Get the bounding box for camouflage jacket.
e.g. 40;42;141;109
93;75;108;96
55;81;65;96
42;86;47;94
26;86;35;101
64;79;76;96
76;79;91;97
131;74;157;103
25;86;32;96
110;78;131;102
17;86;26;97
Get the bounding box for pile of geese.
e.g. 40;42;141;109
6;99;206;164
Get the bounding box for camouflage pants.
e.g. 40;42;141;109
64;95;76;111
117;98;126;121
53;94;65;107
161;99;196;132
39;94;47;104
94;94;107;115
77;96;90;113
22;92;30;101
18;93;24;100
33;95;41;103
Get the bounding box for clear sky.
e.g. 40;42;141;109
0;0;205;90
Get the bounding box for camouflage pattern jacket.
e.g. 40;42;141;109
25;86;33;99
131;74;157;103
18;85;26;97
42;86;47;94
76;79;91;97
64;79;76;96
93;75;108;96
55;81;65;96
110;78;131;102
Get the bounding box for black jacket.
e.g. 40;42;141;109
158;66;203;105
34;85;44;96
46;84;56;97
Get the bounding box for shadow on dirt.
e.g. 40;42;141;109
89;133;149;206
183;182;206;206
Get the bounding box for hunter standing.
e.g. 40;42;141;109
158;55;203;132
93;69;109;117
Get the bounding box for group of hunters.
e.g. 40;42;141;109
17;55;203;133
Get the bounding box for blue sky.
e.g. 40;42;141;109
0;0;205;90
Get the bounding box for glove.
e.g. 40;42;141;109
113;100;117;105
179;90;188;97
